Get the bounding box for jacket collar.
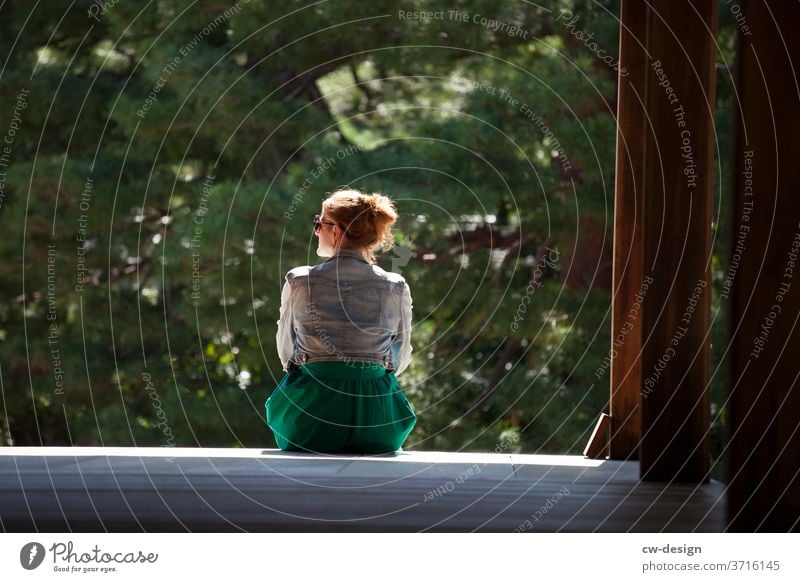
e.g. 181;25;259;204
324;248;369;264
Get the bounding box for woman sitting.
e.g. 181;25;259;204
266;188;416;454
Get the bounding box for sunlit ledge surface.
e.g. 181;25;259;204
0;447;726;532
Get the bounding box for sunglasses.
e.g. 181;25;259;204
313;214;336;233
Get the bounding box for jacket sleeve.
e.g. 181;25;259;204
392;281;413;376
276;277;295;372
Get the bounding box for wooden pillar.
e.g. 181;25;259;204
611;0;716;483
728;0;800;532
609;0;648;461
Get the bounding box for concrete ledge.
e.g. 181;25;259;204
0;447;726;532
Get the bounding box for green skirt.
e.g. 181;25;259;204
266;360;417;454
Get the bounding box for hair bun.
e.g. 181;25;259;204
322;188;398;264
364;194;381;212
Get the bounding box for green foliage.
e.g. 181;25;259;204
0;0;732;480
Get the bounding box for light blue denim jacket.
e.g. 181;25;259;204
276;248;413;375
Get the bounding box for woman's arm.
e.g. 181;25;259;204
393;281;413;376
275;277;295;371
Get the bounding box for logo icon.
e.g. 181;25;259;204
20;542;46;570
389;244;413;274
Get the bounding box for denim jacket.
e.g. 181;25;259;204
276;248;413;375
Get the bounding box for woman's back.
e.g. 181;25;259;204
285;248;409;370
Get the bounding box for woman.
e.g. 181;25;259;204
266;188;416;454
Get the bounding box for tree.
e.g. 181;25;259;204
0;1;732;478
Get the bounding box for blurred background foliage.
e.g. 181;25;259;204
0;0;735;481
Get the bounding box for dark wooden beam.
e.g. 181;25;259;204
609;0;649;461
612;0;717;483
727;0;800;532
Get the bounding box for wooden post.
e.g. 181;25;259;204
609;0;649;461
728;0;800;532
612;0;716;483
